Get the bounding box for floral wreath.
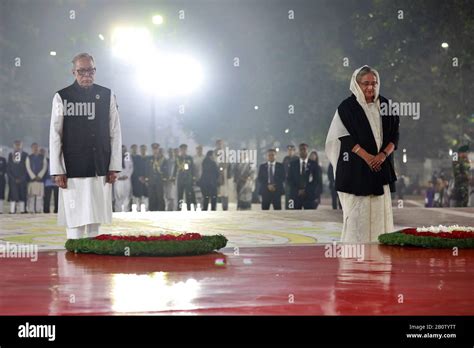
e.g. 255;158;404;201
66;232;228;256
378;225;474;248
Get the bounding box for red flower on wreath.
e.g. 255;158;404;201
402;228;474;240
94;233;202;242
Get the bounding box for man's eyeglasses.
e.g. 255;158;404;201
76;68;96;76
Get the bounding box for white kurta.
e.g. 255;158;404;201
217;164;231;197
193;155;204;182
114;157;134;212
325;66;394;243
49;90;122;228
26;156;47;198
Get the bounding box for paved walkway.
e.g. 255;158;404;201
0;206;472;250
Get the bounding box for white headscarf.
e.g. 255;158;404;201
350;65;380;107
325;66;381;177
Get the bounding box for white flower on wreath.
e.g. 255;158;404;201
113;229;183;237
416;225;474;233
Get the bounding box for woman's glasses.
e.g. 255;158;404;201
359;81;378;87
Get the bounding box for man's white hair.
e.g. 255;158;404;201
71;53;95;67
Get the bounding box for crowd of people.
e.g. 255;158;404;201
0;140;58;214
112;140;326;212
1;139;471;215
0;139;333;214
423;147;473;208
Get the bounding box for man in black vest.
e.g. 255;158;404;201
49;52;122;239
287;143;320;209
257;149;285;210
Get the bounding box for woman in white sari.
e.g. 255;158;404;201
325;66;400;243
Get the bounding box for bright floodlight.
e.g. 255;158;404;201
152;15;164;25
111;27;153;63
441;42;449;49
136;53;204;97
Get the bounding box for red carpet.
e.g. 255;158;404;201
1;244;472;315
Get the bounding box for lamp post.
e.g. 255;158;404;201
111;22;204;145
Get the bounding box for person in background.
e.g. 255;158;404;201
145;143;166;211
163;148;177;211
131;144;149;211
173;144;196;210
282;145;297;209
257;148;285;210
433;178;443;207
309;150;323;209
234;149;255;210
287;143;320;210
41;148;59;214
130;144;139;201
396;174;406;201
7;140;28;214
452;145;470;207
215;139;232;210
193;145;205;208
327;163;340;209
114;145;134;212
437;176;449;207
425;181;435;208
26;142;47;213
0;150;6;214
442;179;450;208
198;150;219;211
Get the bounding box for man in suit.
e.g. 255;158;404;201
131;144;149;211
287;143;320;209
282;144;297;209
145;143;166;211
7;140;28;214
257;149;285;210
